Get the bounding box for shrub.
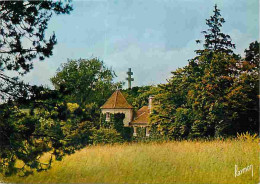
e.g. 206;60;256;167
100;113;133;141
133;127;169;143
91;128;123;145
121;127;133;141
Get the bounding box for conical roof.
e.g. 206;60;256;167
101;90;133;109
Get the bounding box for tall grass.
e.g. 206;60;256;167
1;139;259;184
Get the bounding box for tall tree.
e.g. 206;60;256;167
151;5;258;138
50;58;121;106
196;4;235;55
0;1;73;177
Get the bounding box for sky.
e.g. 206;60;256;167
18;0;259;89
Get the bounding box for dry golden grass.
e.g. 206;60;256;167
1;139;259;184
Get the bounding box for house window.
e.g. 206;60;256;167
106;112;110;121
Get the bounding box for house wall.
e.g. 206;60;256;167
101;108;133;127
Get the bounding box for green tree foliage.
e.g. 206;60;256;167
0;1;75;177
187;51;255;137
196;4;235;54
0;101;95;176
150;66;191;138
152;49;258;139
0;1;72;73
91;128;123;145
151;5;258;139
150;67;191;138
112;113;125;134
0;1;72;100
0;73;33;100
244;41;259;70
196;4;235;55
122;86;159;109
100;113;132;141
113;113;133;141
235;41;259;132
50;58;120;106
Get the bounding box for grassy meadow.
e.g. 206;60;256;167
1;139;259;184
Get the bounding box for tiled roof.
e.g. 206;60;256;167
130;106;149;125
135;106;148;117
100;90;133;109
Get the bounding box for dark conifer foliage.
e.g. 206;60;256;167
0;1;75;177
196;4;235;54
0;1;72;100
0;1;72;73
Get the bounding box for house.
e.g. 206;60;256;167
100;90;153;136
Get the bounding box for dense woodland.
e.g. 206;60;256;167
0;2;258;177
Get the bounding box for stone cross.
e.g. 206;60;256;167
126;68;134;89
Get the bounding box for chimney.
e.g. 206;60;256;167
148;95;154;113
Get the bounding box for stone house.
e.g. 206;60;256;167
100;90;153;136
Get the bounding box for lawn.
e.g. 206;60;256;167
1;139;259;184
